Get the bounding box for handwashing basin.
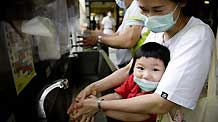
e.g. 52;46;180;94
66;49;117;85
37;49;117;122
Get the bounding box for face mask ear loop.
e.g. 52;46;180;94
172;3;181;22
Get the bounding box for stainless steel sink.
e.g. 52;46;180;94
67;49;117;84
37;49;117;122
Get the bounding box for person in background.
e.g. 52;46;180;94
82;0;149;68
68;0;215;121
90;16;97;31
101;10;116;35
80;0;144;55
101;10;116;57
71;42;170;122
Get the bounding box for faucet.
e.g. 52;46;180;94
69;49;79;58
38;79;69;119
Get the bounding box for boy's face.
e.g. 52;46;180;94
133;57;165;83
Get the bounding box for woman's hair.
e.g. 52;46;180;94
129;42;170;74
169;0;193;16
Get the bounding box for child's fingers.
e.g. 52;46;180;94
91;116;95;122
67;104;74;114
72;111;82;120
79;115;87;122
85;116;91;122
69;113;75;121
67;101;79;114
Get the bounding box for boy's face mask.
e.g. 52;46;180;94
133;76;158;92
115;0;126;9
142;4;180;33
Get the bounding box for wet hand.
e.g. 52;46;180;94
70;114;95;122
67;84;97;114
81;35;98;47
72;95;99;120
78;30;101;48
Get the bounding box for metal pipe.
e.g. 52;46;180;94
38;79;69;119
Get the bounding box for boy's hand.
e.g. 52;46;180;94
72;95;99;120
67;84;97;114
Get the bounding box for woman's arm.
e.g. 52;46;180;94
71;95;150;121
83;25;143;48
75;93;176;116
72;94;169;121
84;63;131;98
101;93;177;115
101;25;143;48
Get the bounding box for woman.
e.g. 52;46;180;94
68;0;215;121
70;42;170;122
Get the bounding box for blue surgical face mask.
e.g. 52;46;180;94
143;4;180;33
115;0;126;9
133;76;159;92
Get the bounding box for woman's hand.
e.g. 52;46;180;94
69;95;97;122
82;35;98;47
78;30;101;48
70;114;95;122
72;95;99;120
67;83;97;114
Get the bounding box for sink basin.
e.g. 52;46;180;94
37;49;117;122
67;49;117;85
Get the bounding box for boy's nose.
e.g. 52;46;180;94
142;70;152;80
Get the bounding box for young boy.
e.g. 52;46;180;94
71;42;170;122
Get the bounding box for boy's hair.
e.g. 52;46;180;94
129;42;170;74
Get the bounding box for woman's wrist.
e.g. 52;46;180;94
96;32;104;44
97;98;104;112
97;35;102;43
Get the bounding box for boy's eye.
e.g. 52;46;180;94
136;66;144;70
153;68;160;71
